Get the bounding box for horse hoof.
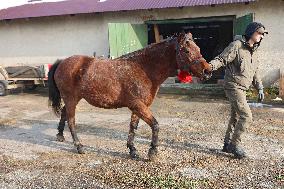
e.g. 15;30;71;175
148;148;158;161
56;134;65;142
77;146;85;154
130;151;139;159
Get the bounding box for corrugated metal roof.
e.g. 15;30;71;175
0;0;256;21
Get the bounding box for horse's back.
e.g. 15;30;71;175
54;55;94;94
54;55;157;108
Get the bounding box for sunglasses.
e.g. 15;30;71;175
256;31;265;36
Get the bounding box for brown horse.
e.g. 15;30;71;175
48;32;211;160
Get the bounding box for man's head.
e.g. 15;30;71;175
244;22;268;44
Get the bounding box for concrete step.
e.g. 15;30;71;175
159;83;225;98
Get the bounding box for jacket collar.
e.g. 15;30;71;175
234;35;260;52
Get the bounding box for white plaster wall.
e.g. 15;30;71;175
0;14;109;66
0;0;283;86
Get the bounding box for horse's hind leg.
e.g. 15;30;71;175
130;102;159;161
127;113;140;159
57;106;66;142
65;100;85;154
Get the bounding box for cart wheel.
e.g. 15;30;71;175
0;82;7;96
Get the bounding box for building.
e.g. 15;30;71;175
0;0;283;86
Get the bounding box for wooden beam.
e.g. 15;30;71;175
0;66;9;79
153;24;160;43
9;67;33;78
280;68;284;97
6;78;46;81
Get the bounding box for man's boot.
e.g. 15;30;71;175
227;143;246;159
222;142;230;153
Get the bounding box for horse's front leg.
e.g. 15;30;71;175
148;118;159;161
130;102;159;161
56;106;66;142
127;113;140;159
65;102;85;154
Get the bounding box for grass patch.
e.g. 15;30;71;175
146;174;209;189
94;170;210;189
247;87;281;101
275;174;284;182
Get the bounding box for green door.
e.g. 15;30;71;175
108;23;148;59
234;13;254;36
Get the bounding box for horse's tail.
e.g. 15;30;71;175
48;59;63;117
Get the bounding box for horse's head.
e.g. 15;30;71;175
176;32;212;80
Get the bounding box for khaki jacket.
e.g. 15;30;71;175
210;36;263;90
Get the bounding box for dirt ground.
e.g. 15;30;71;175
0;88;283;189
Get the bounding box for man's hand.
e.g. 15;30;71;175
207;63;213;72
258;89;264;102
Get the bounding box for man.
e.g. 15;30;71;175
208;22;268;159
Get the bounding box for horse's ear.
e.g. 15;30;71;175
186;32;193;41
177;32;186;43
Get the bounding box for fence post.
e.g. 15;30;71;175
280;68;284;98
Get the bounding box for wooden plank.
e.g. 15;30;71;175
0;66;9;80
145;15;235;25
129;24;148;52
115;23;123;57
120;23;129;55
31;68;40;78
9;67;32;77
109;23;148;58
6;66;31;74
108;23;118;59
280;68;284;97
7;78;46;81
11;70;37;78
154;24;160;43
6;66;41;78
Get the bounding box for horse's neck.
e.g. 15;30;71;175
125;41;178;86
147;42;178;85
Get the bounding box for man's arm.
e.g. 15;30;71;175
252;66;263;90
253;66;264;102
209;41;238;71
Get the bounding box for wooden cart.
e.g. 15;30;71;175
0;64;50;96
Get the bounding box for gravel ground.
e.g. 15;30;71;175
0;88;283;189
